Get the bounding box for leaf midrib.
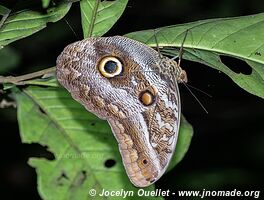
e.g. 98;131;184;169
88;0;100;37
130;15;264;65
24;89;107;195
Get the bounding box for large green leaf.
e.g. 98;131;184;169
80;0;128;38
15;85;193;200
125;13;264;99
0;2;72;47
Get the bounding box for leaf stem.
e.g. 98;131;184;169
87;0;100;37
0;67;56;85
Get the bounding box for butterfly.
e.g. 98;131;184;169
56;36;187;187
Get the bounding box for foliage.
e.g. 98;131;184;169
126;14;264;98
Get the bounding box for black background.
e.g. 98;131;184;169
0;0;263;199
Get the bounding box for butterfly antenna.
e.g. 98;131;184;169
185;83;212;98
63;18;79;39
182;82;208;114
51;0;79;39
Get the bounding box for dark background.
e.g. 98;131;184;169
0;0;263;199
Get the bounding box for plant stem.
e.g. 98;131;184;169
0;67;56;85
87;0;100;37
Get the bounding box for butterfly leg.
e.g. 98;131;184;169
175;29;189;83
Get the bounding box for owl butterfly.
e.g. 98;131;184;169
56;36;187;187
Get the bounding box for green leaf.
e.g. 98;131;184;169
23;77;59;87
16;85;179;200
42;0;51;8
125;13;264;99
0;5;10;16
0;2;72;47
80;0;128;38
0;5;11;29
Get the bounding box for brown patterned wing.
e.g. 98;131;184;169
56;36;181;187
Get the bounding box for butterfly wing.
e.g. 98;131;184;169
56;36;181;187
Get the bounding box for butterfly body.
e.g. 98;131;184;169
56;36;186;187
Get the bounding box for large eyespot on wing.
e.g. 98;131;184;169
98;56;123;78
